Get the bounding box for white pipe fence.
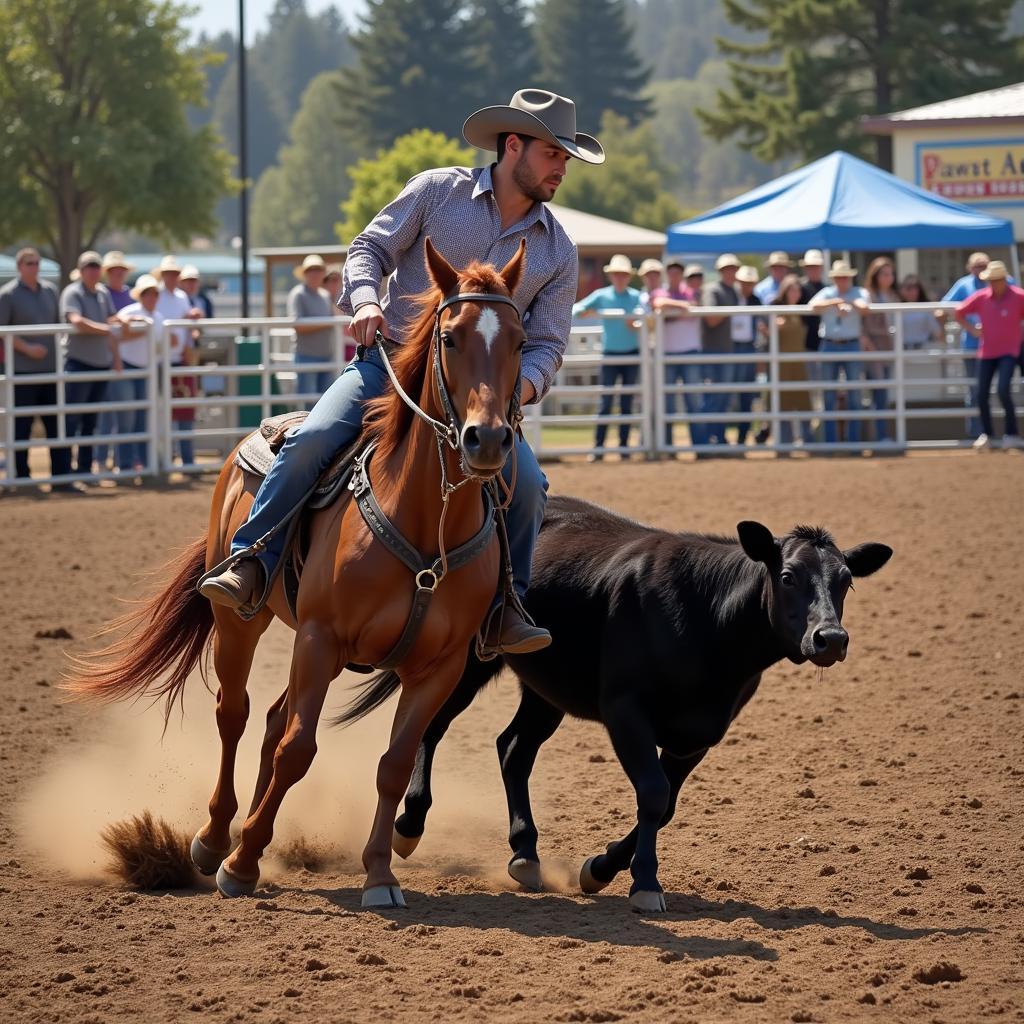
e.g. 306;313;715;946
2;304;1021;488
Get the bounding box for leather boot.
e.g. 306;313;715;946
481;604;551;656
198;557;265;611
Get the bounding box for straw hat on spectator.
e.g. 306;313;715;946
736;265;760;284
130;273;160;300
800;249;825;267
151;255;183;281
714;253;741;270
324;263;343;282
684;264;705;278
767;250;792;268
102;251;134;273
179;264;201;282
603;254;635;275
979;260;1008;281
967;252;990;271
638;258;664;277
829;259;857;278
294;254;327;280
77;250;102;270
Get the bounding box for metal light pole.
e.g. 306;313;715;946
238;0;250;319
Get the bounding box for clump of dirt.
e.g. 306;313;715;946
101;811;196;890
913;962;965;985
35;627;73;639
275;835;348;873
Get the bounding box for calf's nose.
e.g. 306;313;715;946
812;625;849;660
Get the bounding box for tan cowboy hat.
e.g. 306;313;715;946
77;250;102;270
179;264;200;282
830;259;857;278
603;254;635;275
714;253;741;270
800;249;825;267
967;251;990;270
767;250;792;268
129;273;160;301
151;254;183;280
980;260;1008;281
102;251;134;273
294;253;327;280
736;265;760;284
463;88;605;165
638;258;664;277
683;264;705;278
323;263;343;281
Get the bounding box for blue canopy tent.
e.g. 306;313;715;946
666;151;1016;272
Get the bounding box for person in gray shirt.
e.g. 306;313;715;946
0;247;70;480
700;253;741;445
288;254;339;406
59;250;120;475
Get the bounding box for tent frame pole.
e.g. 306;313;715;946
1010;240;1021;284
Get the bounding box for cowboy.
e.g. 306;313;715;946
288;254;339;405
199;88;604;656
94;251;136;470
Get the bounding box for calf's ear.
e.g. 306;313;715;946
843;542;893;577
737;521;779;568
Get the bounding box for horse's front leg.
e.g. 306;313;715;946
361;651;468;908
217;620;341;897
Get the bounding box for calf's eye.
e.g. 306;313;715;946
780;571;796;588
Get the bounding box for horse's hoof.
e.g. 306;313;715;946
629;889;666;914
216;863;258;898
580;856;610;895
190;832;230;876
508;857;543;892
362;884;407;909
391;828;421;860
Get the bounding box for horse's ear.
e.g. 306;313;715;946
499;239;527;295
424;237;459;296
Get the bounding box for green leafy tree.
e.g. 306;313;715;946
533;0;652;127
467;0;538;103
0;0;234;279
337;130;474;242
699;0;1019;170
338;0;478;151
555;111;680;230
252;72;358;245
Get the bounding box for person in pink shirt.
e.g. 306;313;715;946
955;260;1024;450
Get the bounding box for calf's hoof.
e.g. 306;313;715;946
629;889;666;914
508;857;543;892
362;884;407;909
190;832;230;876
216;863;258;898
391;828;421;860
579;856;611;895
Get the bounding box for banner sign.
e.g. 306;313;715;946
918;141;1024;201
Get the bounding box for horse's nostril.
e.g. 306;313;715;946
462;425;481;451
501;426;514;451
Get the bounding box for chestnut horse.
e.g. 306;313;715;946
68;238;528;908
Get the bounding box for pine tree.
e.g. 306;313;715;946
338;0;478;151
699;0;1019;170
532;0;652;128
466;0;538;105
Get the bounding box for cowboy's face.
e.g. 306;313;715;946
970;260;988;278
162;270;180;291
80;262;102;288
510;135;570;203
719;265;738;285
805;264;823;282
609;271;631;291
17;254;40;285
990;276;1007;296
666;266;684;288
739;279;755;297
106;266;128;290
770;263;788;281
304;267;325;289
139;287;159;312
643;270;661;291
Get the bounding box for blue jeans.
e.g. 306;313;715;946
820;340;862;445
230;346;547;604
701;357;737;444
174;420;194;465
963;355;980;437
594;358;639;451
731;341;758;444
94;408;116;468
664;359;704;446
294;352;337;410
63;357;110;474
978;355;1019;437
109;369;147;470
866;361;891;440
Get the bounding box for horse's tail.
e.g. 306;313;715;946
330;670;402;729
64;537;214;727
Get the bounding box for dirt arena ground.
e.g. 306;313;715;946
1;453;1022;1023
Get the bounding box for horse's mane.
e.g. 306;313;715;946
362;260;512;463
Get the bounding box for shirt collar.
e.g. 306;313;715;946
473;164;549;234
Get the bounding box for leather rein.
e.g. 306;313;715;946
351;291;522;670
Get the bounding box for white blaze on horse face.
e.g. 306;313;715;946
475;306;501;355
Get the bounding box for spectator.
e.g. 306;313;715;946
111;274;164;473
771;274;814;446
153;255;202;466
942;252;993;437
324;263;355;362
898;276;943;349
180;265;214;319
700;253;741;445
0;247;71;483
732;265;765;445
637;258;664;308
862;257;899;442
810;260;870;446
59;250;121;477
755;251;792;304
94;252;135;470
799;249;827;362
954;261;1024;450
289;254;339;407
572;253;642;459
650;259;704;447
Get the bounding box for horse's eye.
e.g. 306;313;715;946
441;331;456;350
780;571;796;588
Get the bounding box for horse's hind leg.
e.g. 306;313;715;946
190;607;272;876
497;684;564;891
246;687;289;816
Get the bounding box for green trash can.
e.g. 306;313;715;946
235;336;287;428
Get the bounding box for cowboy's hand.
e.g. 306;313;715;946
352;303;385;346
23;342;47;360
